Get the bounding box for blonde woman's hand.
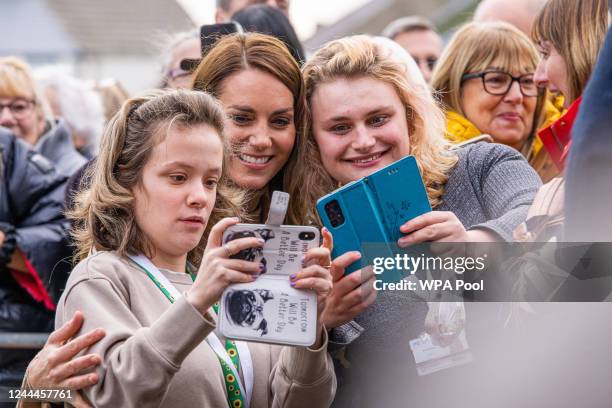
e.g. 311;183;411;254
398;211;499;256
186;217;264;315
26;311;105;408
398;211;470;246
321;251;377;329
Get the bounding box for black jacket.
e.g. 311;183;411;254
0;127;71;333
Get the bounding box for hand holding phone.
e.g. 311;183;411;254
218;223;322;346
317;156;431;274
186;218;262;316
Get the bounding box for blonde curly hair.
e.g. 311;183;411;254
297;35;457;223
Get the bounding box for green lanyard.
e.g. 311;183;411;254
138;263;246;408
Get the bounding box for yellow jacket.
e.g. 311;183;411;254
445;96;565;157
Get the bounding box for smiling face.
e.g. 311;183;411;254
459;60;537;150
218;68;296;190
132;123;223;267
311;76;411;184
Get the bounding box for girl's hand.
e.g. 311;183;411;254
187;217;263;315
27;311;105;407
398;211;469;247
321;251;377;329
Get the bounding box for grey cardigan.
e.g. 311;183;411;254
438;141;541;240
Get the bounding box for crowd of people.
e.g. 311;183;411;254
1;0;611;407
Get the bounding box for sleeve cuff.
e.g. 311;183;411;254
328;320;364;350
468;223;509;242
282;329;332;384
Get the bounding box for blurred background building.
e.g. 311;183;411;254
0;0;478;94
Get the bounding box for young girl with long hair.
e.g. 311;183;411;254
53;89;335;407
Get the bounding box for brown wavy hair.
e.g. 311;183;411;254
532;0;608;104
70;89;244;265
192;32;308;225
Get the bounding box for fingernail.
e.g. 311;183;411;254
290;281;296;287
257;238;265;245
259;264;265;271
322;227;328;233
289;273;297;280
252;274;259;280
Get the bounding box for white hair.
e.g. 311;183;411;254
157;29;200;84
372;36;431;97
35;67;104;156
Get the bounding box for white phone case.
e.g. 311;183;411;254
219;224;320;346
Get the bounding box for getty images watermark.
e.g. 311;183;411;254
371;253;488;292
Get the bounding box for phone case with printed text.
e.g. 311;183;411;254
218;224;319;346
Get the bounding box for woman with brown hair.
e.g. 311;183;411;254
19;33;337;407
532;0;608;171
192;32;312;226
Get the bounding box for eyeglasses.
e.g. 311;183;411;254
0;99;34;119
461;70;538;97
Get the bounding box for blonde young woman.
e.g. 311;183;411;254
298;35;541;406
430;22;562;182
20;90;336;408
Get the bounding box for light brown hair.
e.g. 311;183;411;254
192;32;308;225
532;0;608;103
431;21;546;156
71;89;243;264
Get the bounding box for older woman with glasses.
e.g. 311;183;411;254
431;21;561;181
0;57;86;177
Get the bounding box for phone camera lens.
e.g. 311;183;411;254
298;232;315;241
325;200;345;228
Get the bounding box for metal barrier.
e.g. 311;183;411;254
0;333;48;349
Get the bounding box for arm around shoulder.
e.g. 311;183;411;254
57;254;217;407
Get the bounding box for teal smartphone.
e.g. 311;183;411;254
316;156;431;274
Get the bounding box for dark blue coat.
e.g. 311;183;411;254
565;27;612;241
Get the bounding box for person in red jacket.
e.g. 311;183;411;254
532;0;608;171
